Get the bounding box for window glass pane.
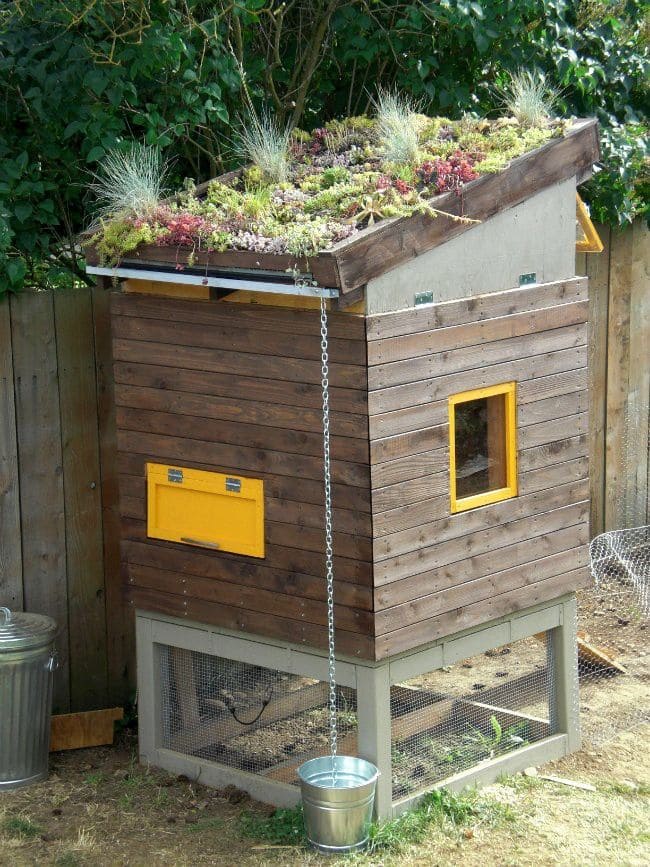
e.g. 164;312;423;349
454;394;507;499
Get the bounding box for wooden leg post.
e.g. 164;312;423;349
547;594;581;752
356;663;393;820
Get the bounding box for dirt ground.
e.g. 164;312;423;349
0;719;647;867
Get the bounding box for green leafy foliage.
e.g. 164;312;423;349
0;1;647;290
237;786;511;853
239;805;305;844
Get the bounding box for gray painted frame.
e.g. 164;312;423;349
135;592;580;820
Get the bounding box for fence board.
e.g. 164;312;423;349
93;282;134;706
0;301;22;608
10;291;70;712
627;221;650;526
577;219;649;533
54;290;108;711
583;224;611;534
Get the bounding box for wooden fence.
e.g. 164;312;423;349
577;219;649;533
0;219;647;713
0;288;130;713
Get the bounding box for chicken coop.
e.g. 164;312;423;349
87;117;599;818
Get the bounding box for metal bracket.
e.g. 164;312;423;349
86;265;339;299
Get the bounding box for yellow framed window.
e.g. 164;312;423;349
449;382;517;513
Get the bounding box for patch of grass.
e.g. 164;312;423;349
54;854;81;867
599;780;650;797
366;787;516;854
2;815;42;839
239;805;305;845
239;787;516;856
185;817;225;833
83;771;105;786
118;793;134;810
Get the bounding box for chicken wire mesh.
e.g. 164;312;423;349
158;646;357;781
577;552;649;747
389;635;552;799
580;397;649;746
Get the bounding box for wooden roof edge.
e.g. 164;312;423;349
328;118;600;292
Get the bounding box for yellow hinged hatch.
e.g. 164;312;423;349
146;463;265;558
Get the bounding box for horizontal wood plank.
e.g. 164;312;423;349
374;477;589;563
114;361;368;415
117;429;370;488
375;522;589;616
375;567;591;658
115;405;368;463
367;300;588;366
375;497;589;588
127;563;372;633
123;539;372;610
113;338;366;390
121;517;373;586
368;344;587;415
370;447;448;489
372;469;449;513
112;314;366;365
126;587;374;658
370;424;447;464
373;457;588;536
522;412;588;449
369;323;587;391
115;384;367;441
370;383;587;442
366;278;588;340
111;291;365;340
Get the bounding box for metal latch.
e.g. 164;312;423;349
225;477;242;493
167;469;183;483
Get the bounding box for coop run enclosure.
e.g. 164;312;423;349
88;118;600;818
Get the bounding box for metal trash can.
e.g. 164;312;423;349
0;607;57;789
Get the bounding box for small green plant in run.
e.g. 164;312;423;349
2;815;42;839
239;805;305;845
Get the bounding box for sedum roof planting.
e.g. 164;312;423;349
87;113;572;268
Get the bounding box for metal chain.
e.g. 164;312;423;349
319;295;338;774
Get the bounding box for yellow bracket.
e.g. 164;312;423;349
576;193;604;253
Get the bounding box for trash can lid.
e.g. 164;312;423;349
0;607;57;652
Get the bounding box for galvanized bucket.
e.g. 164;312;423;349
298;755;379;853
0;607;57;790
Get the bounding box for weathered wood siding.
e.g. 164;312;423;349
367;277;591;659
0;288;129;712
577;221;649;532
111;292;375;658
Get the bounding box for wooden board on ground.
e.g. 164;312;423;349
50;707;124;751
